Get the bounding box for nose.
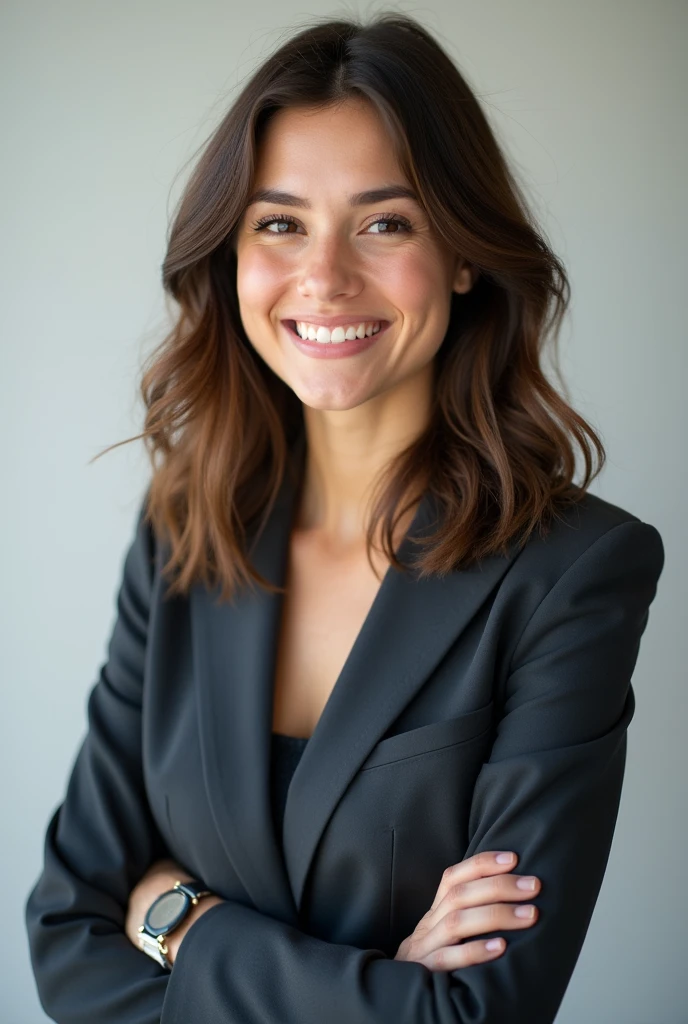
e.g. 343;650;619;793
296;232;363;304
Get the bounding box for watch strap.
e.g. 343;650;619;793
137;929;174;971
173;878;213;903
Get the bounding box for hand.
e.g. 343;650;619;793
393;851;541;971
125;857;224;966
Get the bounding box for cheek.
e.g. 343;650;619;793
376;248;450;321
236;247;285;313
374;249;453;366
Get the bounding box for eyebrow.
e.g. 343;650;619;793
245;185;420;209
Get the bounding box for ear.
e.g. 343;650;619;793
452;256;478;295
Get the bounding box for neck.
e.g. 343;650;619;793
294;385;431;551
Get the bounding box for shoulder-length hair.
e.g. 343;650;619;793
96;12;604;603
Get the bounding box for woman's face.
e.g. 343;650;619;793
235;97;474;414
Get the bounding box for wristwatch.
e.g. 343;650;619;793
137;878;214;971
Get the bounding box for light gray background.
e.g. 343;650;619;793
2;2;685;1022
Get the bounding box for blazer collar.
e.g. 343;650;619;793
190;432;521;924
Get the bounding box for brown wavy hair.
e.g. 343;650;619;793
94;11;605;603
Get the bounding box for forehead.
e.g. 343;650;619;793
252;99;409;194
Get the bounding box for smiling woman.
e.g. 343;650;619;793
25;11;664;1024
80;15;596;598
234;98;475;406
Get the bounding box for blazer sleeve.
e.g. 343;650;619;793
25;494;173;1024
159;518;665;1024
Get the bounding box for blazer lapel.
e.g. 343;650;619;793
191;446;304;924
191;434;523;923
283;497;522;914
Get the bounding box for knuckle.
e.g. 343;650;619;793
415;913;432;933
489;877;504;899
423;950;437;971
456;940;476;965
449;882;466;902
476;851;493;871
502;876;518;898
406;937;421;961
432;946;447;970
487;904;502;926
470;940;488;963
441;865;455;885
446;907;464;932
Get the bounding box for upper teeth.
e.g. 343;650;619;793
294;321;382;344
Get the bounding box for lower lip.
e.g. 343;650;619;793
281;320;390;359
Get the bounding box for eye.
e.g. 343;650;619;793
365;214;413;234
250;213;413;235
252;213;302;234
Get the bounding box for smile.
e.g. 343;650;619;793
281;319;391;359
293;320;382;344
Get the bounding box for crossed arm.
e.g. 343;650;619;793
25;502;664;1024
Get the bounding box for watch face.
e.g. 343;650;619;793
145;890;188;935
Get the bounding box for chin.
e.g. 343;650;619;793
288;379;379;412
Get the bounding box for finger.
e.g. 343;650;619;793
417;937;507;972
424;871;541;931
429;851;519;912
410;901;538;962
443;901;539;946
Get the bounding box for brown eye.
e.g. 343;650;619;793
366;215;412;234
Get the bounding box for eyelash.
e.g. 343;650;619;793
250;212;413;235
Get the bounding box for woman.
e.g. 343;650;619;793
25;13;664;1024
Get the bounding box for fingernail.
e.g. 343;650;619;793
496;852;514;863
515;905;536;918
516;877;536;890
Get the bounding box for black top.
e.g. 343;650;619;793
270;732;309;843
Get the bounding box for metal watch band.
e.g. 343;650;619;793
137;929;174;971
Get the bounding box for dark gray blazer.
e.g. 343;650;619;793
25;447;665;1024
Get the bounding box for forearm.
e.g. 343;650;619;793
162;898;499;1024
27;811;171;1024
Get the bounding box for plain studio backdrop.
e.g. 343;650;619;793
2;2;685;1022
